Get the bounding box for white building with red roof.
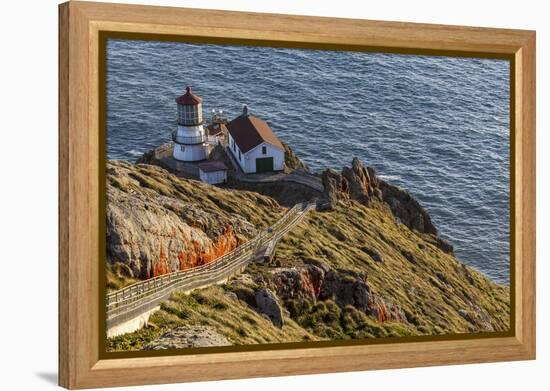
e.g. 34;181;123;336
226;106;284;174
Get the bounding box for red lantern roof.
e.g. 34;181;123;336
175;86;202;105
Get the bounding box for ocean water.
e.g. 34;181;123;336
106;39;510;284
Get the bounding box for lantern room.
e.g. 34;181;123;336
176;86;203;126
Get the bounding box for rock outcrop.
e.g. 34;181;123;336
106;161;282;278
341;158;383;203
321;169;350;210
143;326;231;349
135;143;172;165
321;157;453;253
378;180;436;235
318;270;371;312
272;264;325;301
283;141;309;172
271;261;406;323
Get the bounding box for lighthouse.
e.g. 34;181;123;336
172;86;207;161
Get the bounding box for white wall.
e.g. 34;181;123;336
199;169;227;184
228;132;284;173
227;131;245;171
242;142;284;173
1;1;547;391
173;124;207;161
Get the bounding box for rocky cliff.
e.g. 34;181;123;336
322;158;453;254
106;160;283;282
106;157;509;351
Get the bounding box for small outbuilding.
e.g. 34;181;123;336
206;122;227;145
197;161;229;185
226;106;284;174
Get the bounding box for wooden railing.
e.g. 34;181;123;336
106;201;315;329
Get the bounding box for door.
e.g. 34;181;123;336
255;157;274;173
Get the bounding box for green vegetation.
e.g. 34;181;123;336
106;162;509;351
107;286;317;351
287;299;415;339
108;161;284;229
275;201;510;335
106;263;140;292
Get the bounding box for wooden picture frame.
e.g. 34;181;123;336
59;1;536;389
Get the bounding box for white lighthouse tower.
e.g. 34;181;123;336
172;86;207;161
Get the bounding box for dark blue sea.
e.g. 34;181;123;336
106;39;510;284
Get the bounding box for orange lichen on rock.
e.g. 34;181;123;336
212;226;239;258
367;297;393;323
300;270;321;298
176;226;242;272
152;239;170;277
377;302;386;323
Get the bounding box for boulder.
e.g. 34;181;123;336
143;326;231;349
303;258;331;273
255;288;284;328
318;270;371;312
224;291;239;301
273;268;310;300
361;247;384;264
226;274;257;307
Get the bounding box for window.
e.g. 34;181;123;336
177;105;202;125
233;140;236;151
238;150;241;161
180;145;185;152
262;146;267;155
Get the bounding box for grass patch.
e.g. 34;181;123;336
107;285;319;352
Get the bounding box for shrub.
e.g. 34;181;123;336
286;299;312;318
192;292;210;305
212;300;228;310
241;314;258;325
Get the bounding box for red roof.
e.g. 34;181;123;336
197;161;229;173
175;86;202;105
226;114;284;153
207;122;226;136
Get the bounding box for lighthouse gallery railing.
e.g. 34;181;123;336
171;130;206;145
